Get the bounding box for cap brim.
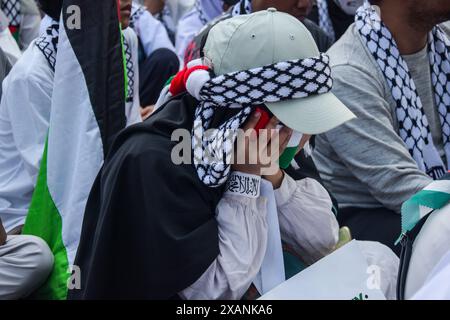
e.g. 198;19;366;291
265;92;356;135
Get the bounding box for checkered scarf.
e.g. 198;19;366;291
317;0;336;42
122;35;134;103
1;0;20;27
129;3;146;29
231;0;251;16
191;54;333;187
356;2;450;179
35;19;59;71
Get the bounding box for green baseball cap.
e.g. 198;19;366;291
203;8;355;134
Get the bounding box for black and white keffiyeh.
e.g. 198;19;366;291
1;0;20;27
317;0;336;42
35;20;59;71
231;0;252;16
155;5;176;41
129;4;146;29
191;54;333;187
356;2;450;179
122;36;135;103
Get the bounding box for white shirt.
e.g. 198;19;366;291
179;173;399;300
130;3;175;58
0;43;52;232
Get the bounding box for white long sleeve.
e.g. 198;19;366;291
179;191;268;300
132;6;175;56
180;172;341;300
275;174;339;265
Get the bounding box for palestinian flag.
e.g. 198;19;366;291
22;0;127;299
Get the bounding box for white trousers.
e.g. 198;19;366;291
0;235;53;299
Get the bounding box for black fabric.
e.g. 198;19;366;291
338;207;402;256
308;0;354;41
139;48;179;106
301;18;334;52
62;0;126;155
184;13;333;67
68;94;229;300
397;213;431;300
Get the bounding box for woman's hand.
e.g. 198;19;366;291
232;111;292;188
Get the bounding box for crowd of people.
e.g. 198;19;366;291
0;0;450;300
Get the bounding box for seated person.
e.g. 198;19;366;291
69;9;398;300
308;0;364;42
183;0;333;66
175;0;226;64
0;0;141;234
313;0;450;255
144;0;196;43
0;217;53;299
129;1;180;108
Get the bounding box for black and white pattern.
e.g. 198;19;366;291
123;37;134;103
317;0;335;42
129;4;146;29
192;54;333;187
156;5;176;41
1;0;20;27
231;0;252;16
35;20;59;71
225;172;261;198
356;2;450;179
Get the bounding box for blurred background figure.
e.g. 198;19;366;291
175;0;227;65
143;0;195;44
1;0;41;50
129;1;180;109
309;0;364;42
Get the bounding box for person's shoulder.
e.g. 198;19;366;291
107;94;196;163
122;27;138;47
328;24;381;78
5;42;53;88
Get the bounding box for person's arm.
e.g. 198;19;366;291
3;72;53;182
0;218;6;246
136;10;175;56
179;180;269;300
181;112;293;300
274;173;339;265
323;64;432;212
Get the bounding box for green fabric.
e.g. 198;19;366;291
22;140;70;300
120;27;128;100
279;146;298;170
283;251;306;280
396;189;450;245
